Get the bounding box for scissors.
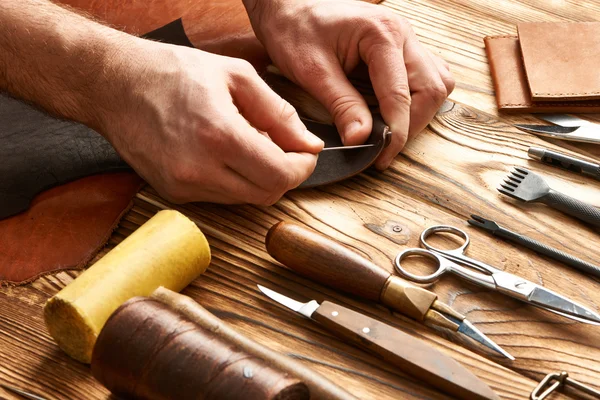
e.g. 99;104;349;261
394;225;600;325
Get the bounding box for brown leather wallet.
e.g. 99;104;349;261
518;22;600;102
484;24;600;113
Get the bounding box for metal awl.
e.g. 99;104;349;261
322;144;374;151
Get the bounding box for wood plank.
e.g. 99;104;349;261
2;1;600;399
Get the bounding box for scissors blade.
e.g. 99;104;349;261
528;287;600;325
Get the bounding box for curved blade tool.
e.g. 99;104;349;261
258;285;500;400
515;124;600;144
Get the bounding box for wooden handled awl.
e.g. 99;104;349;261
265;221;512;360
258;285;499;400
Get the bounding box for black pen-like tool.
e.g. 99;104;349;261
468;215;600;279
528;146;600;181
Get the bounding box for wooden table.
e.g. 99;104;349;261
2;1;600;399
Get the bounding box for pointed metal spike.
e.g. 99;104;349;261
503;179;518;188
470;214;484;222
497;187;516;198
458;320;515;360
506;175;521;184
514;166;529;175
509;170;526;179
500;184;515;192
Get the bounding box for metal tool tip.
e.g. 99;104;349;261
527;147;545;161
459;320;515;361
513;166;529;175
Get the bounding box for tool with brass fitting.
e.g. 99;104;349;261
265;221;512;360
530;371;600;400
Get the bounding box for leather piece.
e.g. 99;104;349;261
518;22;600;102
484;35;600;113
0;93;131;220
0;172;143;285
299;115;391;188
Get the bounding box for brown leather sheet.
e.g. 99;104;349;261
0;172;142;285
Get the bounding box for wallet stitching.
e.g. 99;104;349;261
501;102;600;107
533;92;600;96
483;35;518;40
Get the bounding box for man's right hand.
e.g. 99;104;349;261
98;39;322;205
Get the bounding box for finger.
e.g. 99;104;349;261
225;114;318;201
427;50;455;95
360;38;411;170
230;61;323;153
295;56;373;146
403;38;449;140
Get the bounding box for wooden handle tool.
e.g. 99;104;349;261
265;221;509;359
258;285;499;400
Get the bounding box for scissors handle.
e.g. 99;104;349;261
420;225;470;254
394;248;448;284
395;248;498;289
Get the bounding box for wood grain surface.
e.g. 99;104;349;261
2;1;600;399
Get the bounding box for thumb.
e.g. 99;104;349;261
231;67;324;153
298;60;372;145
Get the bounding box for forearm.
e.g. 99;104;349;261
0;0;137;130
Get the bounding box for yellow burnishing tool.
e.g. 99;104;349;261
44;210;211;363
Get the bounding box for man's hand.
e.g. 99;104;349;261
244;0;455;169
0;0;322;205
101;40;322;204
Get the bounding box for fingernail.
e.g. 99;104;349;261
343;120;363;144
305;130;324;148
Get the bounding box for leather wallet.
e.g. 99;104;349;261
484;23;600;113
518;22;600;102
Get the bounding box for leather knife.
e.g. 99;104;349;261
258;285;499;400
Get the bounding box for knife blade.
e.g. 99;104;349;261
258;285;499;400
265;221;512;360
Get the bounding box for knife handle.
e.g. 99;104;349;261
312;301;497;400
266;221;390;301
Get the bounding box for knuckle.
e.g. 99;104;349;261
229;59;257;81
441;73;456;95
424;81;448;107
294;57;328;84
276;100;298;126
169;162;198;188
367;12;405;40
329;94;363;121
260;170;291;205
380;83;412;110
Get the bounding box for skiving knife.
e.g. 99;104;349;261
258;285;499;400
